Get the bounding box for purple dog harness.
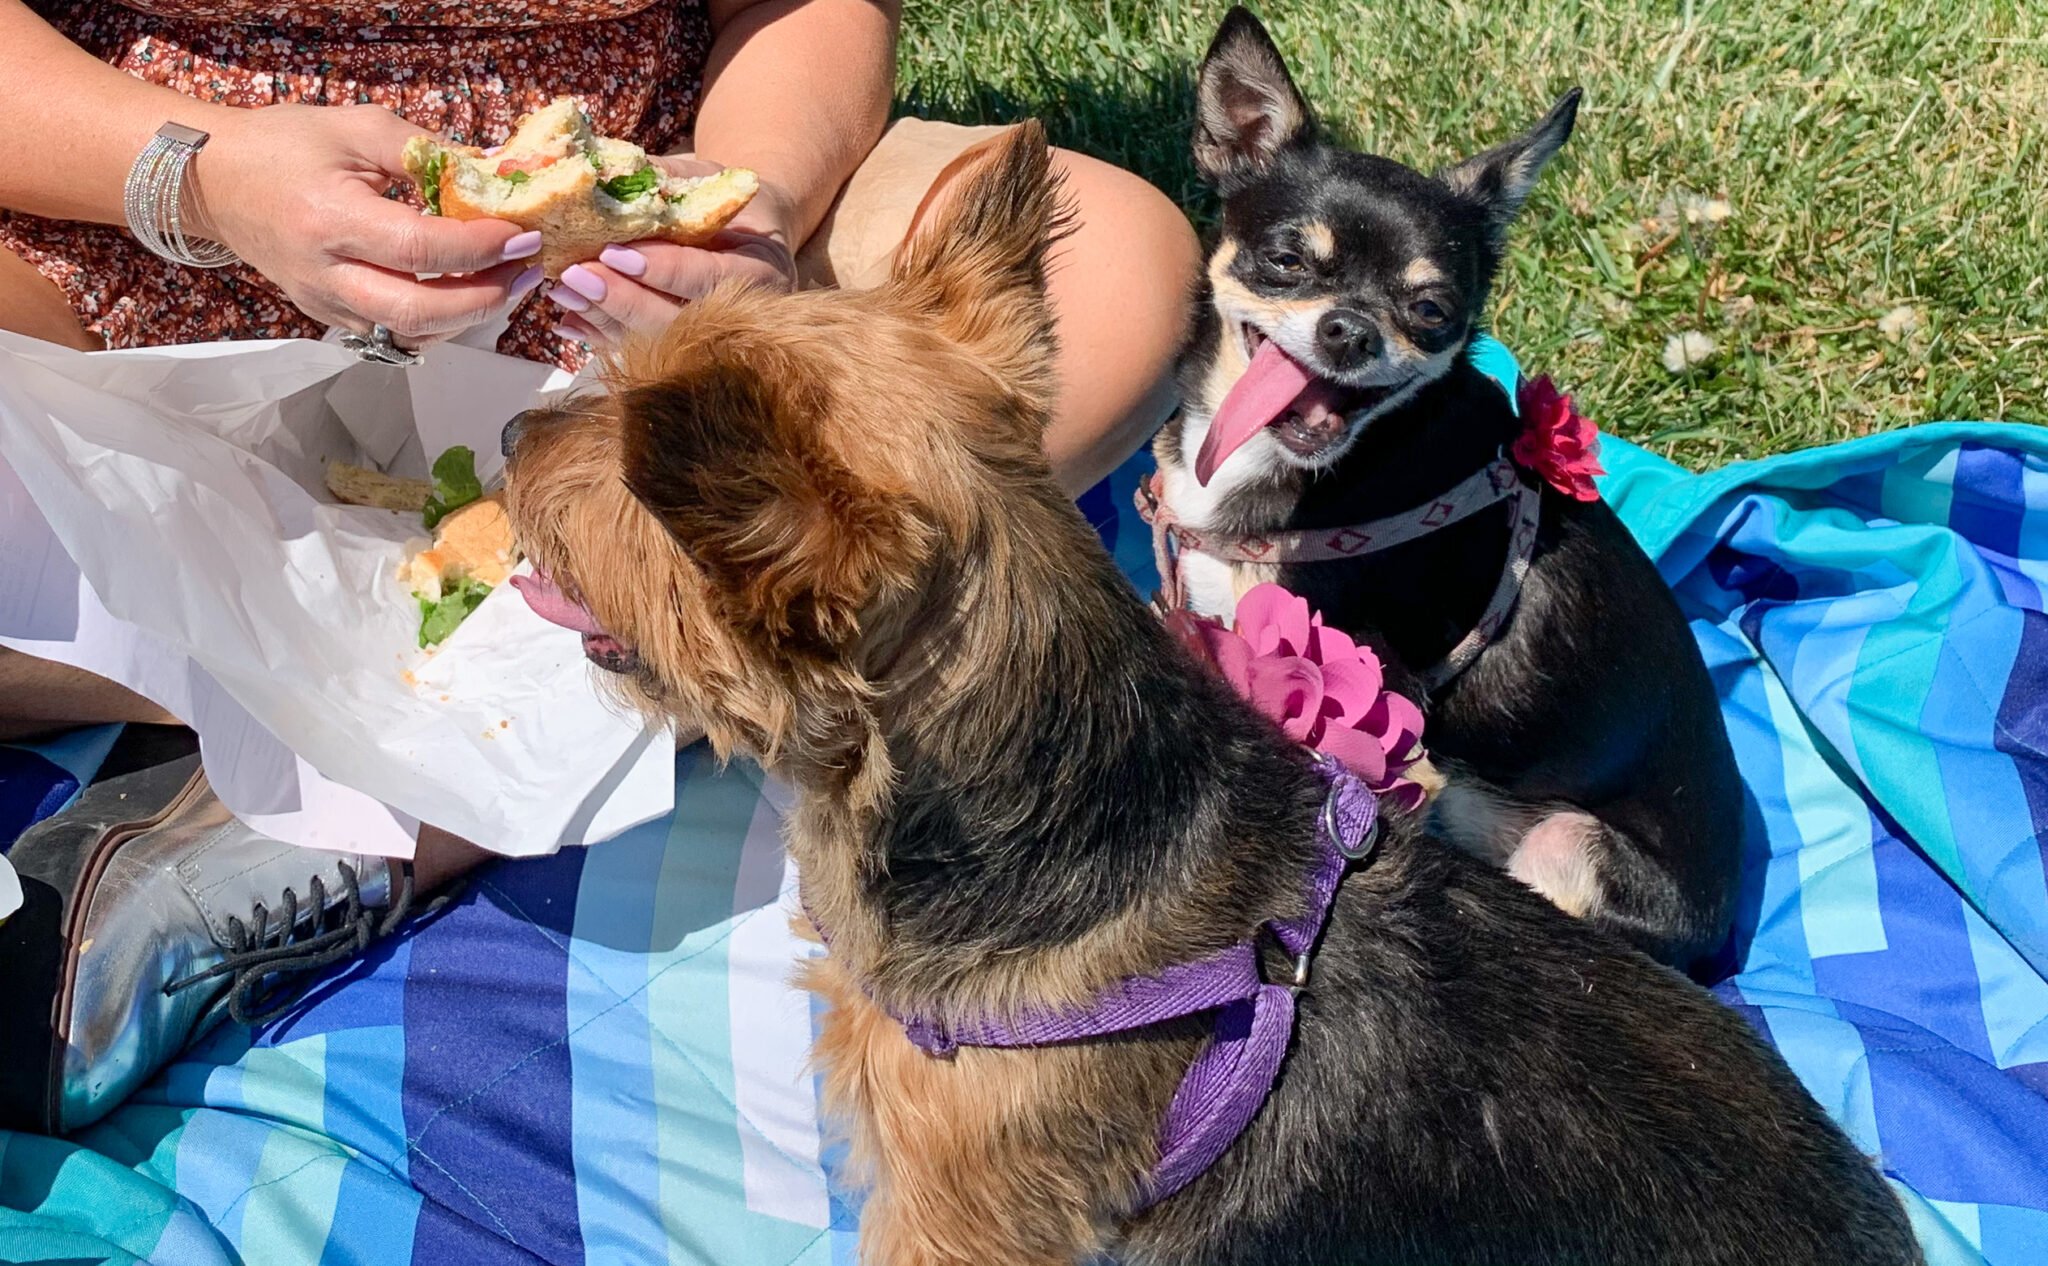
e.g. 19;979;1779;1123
883;757;1380;1208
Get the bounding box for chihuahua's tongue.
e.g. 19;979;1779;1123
1196;340;1318;485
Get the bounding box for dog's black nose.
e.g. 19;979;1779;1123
501;409;536;460
1316;309;1381;368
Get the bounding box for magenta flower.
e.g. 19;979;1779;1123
1167;584;1428;810
1512;375;1605;502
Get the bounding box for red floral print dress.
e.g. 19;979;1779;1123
0;0;712;367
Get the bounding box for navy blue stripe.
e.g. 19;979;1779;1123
1991;610;2048;948
1949;444;2024;560
403;849;588;1266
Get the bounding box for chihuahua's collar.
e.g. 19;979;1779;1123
1137;457;1541;693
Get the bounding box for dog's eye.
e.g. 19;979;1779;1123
1266;250;1307;274
1410;298;1450;327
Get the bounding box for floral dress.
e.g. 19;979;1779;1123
0;0;712;367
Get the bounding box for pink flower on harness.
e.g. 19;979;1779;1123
1167;583;1428;810
1512;375;1605;502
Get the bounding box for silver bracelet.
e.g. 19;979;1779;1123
123;122;239;269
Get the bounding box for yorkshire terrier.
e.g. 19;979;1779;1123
1153;7;1745;971
503;125;1916;1265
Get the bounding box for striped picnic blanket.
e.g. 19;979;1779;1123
4;344;2047;1265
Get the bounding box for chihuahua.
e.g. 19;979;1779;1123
1154;8;1745;971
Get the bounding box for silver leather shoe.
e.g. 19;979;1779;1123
0;735;439;1133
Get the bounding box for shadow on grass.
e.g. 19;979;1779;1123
898;61;1214;229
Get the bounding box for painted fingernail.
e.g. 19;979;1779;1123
551;323;590;346
598;245;647;277
501;230;543;261
559;264;607;303
546;282;590;312
510;264;543;297
484;145;503;158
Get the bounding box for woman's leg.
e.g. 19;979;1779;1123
912;147;1199;493
0;648;181;742
0;242;96;350
1036;149;1200;495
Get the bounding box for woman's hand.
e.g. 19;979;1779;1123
192;104;544;344
545;158;799;348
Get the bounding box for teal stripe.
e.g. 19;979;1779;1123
1845;527;1968;889
1882;445;1960;530
1760;667;1887;958
233;1126;349;1266
648;754;823;1266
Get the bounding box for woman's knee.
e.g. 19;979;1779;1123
1044;148;1201;363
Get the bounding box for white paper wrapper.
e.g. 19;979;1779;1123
0;331;675;859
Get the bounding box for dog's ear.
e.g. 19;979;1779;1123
1439;88;1581;240
1194;7;1313;188
891;120;1066;413
620;354;933;651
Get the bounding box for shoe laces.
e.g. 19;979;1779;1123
163;861;462;1025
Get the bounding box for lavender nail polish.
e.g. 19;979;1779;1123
559;265;607;303
510;264;544;297
501;230;544;261
598;245;647;278
547;282;590;312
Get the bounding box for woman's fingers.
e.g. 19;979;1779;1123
330;258;543;341
547;262;671;344
544;242;795;346
332;194;542;276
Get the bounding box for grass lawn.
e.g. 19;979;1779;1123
900;0;2048;467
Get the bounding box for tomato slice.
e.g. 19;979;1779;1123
495;154;560;177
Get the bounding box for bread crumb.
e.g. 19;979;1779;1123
499;719;510;729
440;694;451;703
400;670;418;688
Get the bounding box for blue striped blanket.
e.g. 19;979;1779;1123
5;361;2047;1264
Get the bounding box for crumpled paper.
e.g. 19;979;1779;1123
0;331;675;858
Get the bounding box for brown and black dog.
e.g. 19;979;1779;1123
501;125;1917;1266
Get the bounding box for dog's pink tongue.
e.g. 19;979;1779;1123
1195;340;1317;485
511;571;604;635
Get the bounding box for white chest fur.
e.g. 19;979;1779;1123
1164;409;1285;619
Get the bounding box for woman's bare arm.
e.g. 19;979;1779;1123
0;0;237;224
695;0;900;247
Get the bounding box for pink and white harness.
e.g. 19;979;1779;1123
1137;453;1543;693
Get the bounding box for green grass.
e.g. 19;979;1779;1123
900;0;2048;467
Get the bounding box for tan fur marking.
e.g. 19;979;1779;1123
1401;257;1446;288
1302;221;1336;261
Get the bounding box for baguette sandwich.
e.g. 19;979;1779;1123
403;96;759;278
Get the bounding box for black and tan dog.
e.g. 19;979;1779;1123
502;124;1917;1266
1154;8;1745;971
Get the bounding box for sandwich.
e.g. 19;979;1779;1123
329;446;519;647
402;96;760;277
